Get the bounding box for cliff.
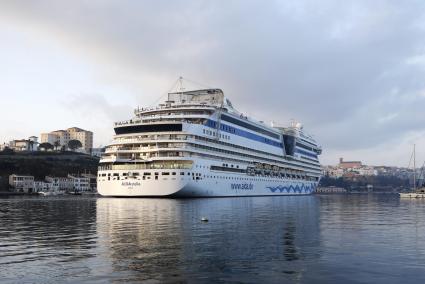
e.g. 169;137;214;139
0;151;99;191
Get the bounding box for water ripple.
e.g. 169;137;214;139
0;195;425;283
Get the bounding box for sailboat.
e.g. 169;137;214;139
399;144;425;198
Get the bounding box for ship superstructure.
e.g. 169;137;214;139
98;86;322;197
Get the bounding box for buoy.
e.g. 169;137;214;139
201;217;209;222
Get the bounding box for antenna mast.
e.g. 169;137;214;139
178;76;185;94
414;144;416;191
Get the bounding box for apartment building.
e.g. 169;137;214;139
41;127;93;153
67;127;93;152
9;175;35;193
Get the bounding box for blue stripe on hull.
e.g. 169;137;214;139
205;119;283;148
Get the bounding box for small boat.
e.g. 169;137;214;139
399;188;425;198
38;191;56;196
399;144;425;199
38;190;65;196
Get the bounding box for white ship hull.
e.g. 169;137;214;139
98;85;322;198
98;169;318;197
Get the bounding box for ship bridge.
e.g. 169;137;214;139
167;89;225;106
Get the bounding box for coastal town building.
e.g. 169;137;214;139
41;127;93;153
68;174;90;192
45;176;73;191
67;127;93;152
9;175;35;193
34;181;56;192
316;186;347;193
338;158;362;169
9;140;30;151
323;166;344;178
357;166;377;176
324;158;378;179
41;132;61;146
8;173;97;194
82;173;97;191
8;136;38;152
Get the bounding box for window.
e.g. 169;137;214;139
114;123;183;135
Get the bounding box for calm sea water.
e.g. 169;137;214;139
0;194;424;283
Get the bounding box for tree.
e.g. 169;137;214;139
0;147;14;155
53;140;61;151
29;140;34;151
39;142;54;151
68;140;82;151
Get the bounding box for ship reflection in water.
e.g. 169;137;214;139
1;195;425;283
95;196;320;283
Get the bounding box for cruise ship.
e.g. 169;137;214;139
97;84;322;197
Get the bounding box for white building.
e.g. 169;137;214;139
357;167;378;176
45;176;73;191
34;181;57;192
10;140;30;151
9;175;35;193
8;137;38;152
68;174;90;192
323;166;344;178
82;173;97;191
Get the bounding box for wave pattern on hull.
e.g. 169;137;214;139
266;183;316;194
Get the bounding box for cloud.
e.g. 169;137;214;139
1;0;425;165
61;93;133;146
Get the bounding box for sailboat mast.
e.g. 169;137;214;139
414;144;416;191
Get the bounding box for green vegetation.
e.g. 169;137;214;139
53;141;61;151
0;150;99;191
39;142;54;151
68;139;83;151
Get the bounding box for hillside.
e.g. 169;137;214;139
0;151;99;191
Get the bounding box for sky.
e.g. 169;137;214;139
1;0;425;166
